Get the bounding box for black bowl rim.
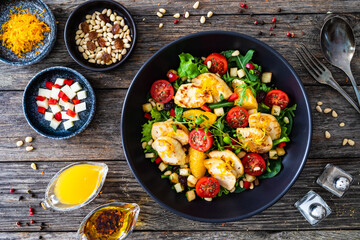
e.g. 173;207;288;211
121;30;312;222
0;0;57;66
23;66;96;139
64;0;137;72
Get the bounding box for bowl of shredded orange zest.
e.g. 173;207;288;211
0;1;56;65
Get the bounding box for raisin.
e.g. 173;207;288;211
86;41;96;51
114;38;124;50
102;52;111;63
80;21;89;33
97;37;106;47
261;153;269;161
88;31;98;40
99;14;110;23
256;90;266;103
178;175;187;188
172;165;179;172
112;24;121;34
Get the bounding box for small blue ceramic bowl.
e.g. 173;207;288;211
23;67;96;139
0;0;57;65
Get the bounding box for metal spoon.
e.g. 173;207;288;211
320;16;360;106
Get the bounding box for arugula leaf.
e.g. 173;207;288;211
217;186;230;197
177;53;208;79
258;159;282;179
174;105;183;122
141;120;155;142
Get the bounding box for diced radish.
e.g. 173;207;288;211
72;98;80;105
64;79;74;86
38;88;51;98
58;91;65;98
70;82;82;93
36;96;46;101
245;63;254;70
55;78;65;86
36;99;48;109
50;104;62;114
48;99;57;105
54;112;62;121
53;84;61;88
45;81;54;89
77;90;87;100
50;119;61;130
74;102;86;113
66;109;76;118
61;94;69;102
38;107;46;114
58;98;66;107
61;85;76;99
44;112;54;121
65;102;74;111
63;120;74;130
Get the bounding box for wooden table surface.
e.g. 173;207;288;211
1;0;360;239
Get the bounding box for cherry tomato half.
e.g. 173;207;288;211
226;106;249;129
189;128;213;152
241;153;266;176
264;90;289;109
204;53;228;75
195;177;220;198
150;80;175;103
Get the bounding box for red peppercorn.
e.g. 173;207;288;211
29;208;34;212
286;32;291;37
269;27;274;31
16;221;21;227
240;3;248;9
30;220;35;224
272;17;277;23
10;188;15;193
253;20;258;25
174;20;180;24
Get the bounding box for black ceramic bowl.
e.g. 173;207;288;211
23;67;96;139
121;31;312;222
64;0;136;71
0;0;56;65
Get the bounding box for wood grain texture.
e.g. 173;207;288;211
0;160;358;232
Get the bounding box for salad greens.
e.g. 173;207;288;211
177;53;208;79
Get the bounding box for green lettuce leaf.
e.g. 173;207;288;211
177;53;208;79
258;159;282;179
141;120;155;142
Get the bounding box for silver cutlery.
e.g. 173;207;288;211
295;45;360;114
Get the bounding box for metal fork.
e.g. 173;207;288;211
295;45;360;114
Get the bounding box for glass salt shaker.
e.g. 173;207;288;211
316;164;353;197
294;190;331;226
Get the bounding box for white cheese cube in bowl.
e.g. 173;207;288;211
50;119;61;130
63;120;74;130
77;90;87;100
55;78;65;86
51;87;60;100
36;99;48;109
44;112;54;121
61;111;71;120
50;104;62;114
75;102;86;113
65;102;74;111
61;85;76;99
38;88;51;98
71;114;80;121
70;82;82;93
58;98;67;107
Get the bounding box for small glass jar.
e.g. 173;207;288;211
77;201;140;240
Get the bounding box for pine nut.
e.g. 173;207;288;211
173;13;180;18
325;131;331;139
16;141;23;147
89;59;95;63
121;49;127;55
85;50;91;56
240;180;244;188
86;14;92;19
207;61;211;69
342;138;348;146
284;116;289;124
348;139;355;146
159;8;166;13
231;50;240;56
76;39;81;45
323;108;332;113
110;14;115;22
78;46;84;53
317;101;323;106
83;52;89;60
207;11;213;18
26;146;34;151
339;122;345;127
200;16;206;24
332;110;338;118
316;105;322;113
193;1;200;9
123;25;128;31
127;35;132;42
157;12;163;18
76;30;82;35
116;16;122;21
254;178;259;186
250;182;254;189
120;19;125;27
102;8;107;14
185;12;190;19
31;163;37;170
159;23;164;28
107;9;112;17
25;137;33;143
124;43;131;48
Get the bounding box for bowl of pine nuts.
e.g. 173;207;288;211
64;0;136;71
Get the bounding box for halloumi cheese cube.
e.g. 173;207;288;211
63;120;74;130
70;82;82;93
55;78;65;86
38;88;51;98
58;98;67;107
44;112;54;121
61;85;76;99
71;114;80;121
75;102;86;113
77;90;87;100
36;99;48;109
65;102;74;111
50;104;62;114
50;119;61;130
51;87;60;100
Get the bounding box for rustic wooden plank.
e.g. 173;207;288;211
1;230;360;240
0;159;358;232
0;13;359;90
0;85;359;162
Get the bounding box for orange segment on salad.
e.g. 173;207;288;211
182;110;217;128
